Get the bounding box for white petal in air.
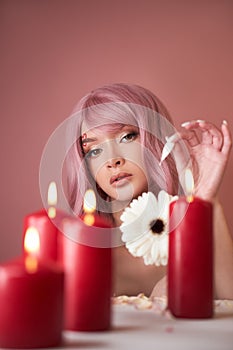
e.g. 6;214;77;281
160;142;174;165
160;133;180;165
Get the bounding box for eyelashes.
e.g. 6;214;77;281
85;131;139;160
86;148;103;159
120;131;139;143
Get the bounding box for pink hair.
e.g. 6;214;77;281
65;83;179;220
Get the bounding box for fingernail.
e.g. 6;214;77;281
223;120;228;125
196;119;205;123
181;121;191;127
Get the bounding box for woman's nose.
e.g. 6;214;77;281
107;157;125;168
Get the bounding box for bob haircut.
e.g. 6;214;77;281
65;83;179;222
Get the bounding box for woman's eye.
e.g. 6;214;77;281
120;132;138;143
86;148;102;158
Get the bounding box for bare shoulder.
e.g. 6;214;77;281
150;276;167;298
113;246;166;296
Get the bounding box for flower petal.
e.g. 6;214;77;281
120;190;174;267
157;190;170;218
143;252;154;265
160;141;175;164
121;218;149;242
120;192;159;242
159;235;168;265
135;237;153;257
151;239;159;262
126;234;149;256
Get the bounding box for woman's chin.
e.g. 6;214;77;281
114;182;135;201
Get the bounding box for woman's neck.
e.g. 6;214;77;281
112;210;125;227
111;199;130;227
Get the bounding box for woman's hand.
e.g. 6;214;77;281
173;120;232;201
166;120;233;300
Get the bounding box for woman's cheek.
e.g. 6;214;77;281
88;157;104;180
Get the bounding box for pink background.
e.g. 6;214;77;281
0;0;232;262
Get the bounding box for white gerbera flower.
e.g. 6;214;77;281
120;191;178;266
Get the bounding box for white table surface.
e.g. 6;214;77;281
60;298;233;350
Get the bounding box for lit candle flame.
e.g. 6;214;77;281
185;168;194;203
83;189;96;226
84;189;96;214
47;181;57;218
24;227;40;254
24;227;40;273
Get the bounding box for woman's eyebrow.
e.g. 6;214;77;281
81;137;98;146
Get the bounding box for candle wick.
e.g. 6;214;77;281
48;207;56;219
83;213;95;226
186;194;194;203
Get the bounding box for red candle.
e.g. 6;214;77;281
23;209;59;261
168;169;213;318
61;190;112;331
23;182;60;262
0;228;64;349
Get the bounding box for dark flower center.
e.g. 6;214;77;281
150;219;165;234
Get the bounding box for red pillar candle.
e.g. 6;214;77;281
61;190;112;331
23;209;59;261
168;169;213;318
0;228;64;349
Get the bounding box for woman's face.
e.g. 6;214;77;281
81;123;148;203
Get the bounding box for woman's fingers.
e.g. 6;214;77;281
221;120;232;156
178;124;200;147
181;120;223;150
197;121;222;149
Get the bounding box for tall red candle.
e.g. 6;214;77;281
0;229;64;349
61;190;112;331
23;209;59;261
168;173;213;318
23;182;60;262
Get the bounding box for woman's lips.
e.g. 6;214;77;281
110;172;132;185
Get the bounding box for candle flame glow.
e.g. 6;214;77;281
185;168;194;202
47;181;57;205
83;189;96;226
83;189;96;214
25;256;38;273
47;181;57;218
83;214;95;226
24;227;40;255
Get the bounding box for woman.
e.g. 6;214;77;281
65;83;233;299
